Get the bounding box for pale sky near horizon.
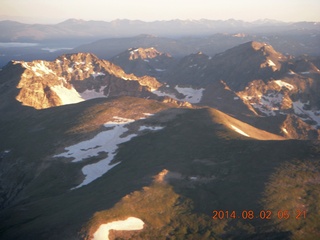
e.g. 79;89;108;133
1;0;320;24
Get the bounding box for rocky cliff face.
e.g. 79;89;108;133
5;53;162;109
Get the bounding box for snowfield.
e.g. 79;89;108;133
139;126;164;131
267;59;276;67
80;86;108;99
230;125;250;137
54;116;165;189
293;100;320;128
22;61;56;77
51;83;108;105
51;84;84;105
152;85;204;104
274;80;294;90
247;91;284;116
92;72;106;78
174;86;205;103
93;217;144;240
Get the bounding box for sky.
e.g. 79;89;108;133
1;0;320;24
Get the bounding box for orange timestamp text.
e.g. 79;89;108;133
212;210;307;220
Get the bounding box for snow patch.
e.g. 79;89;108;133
152;89;177;99
139;126;164;131
92;72;106;78
155;68;166;72
93;217;144;240
51;85;84;105
267;59;276;67
248;92;284;116
293;100;320;127
143;113;154;116
23;61;56;76
80;86;107;100
54;116;138;189
274;80;294;90
230;125;250;137
152;86;204;104
282;128;288;134
175;86;205;104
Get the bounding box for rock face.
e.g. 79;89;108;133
4;53;162;109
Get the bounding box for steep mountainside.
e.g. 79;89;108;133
0;53;162;110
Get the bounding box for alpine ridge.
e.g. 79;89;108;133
1;53;162;109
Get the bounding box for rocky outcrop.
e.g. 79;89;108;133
7;53;162;109
281;114;319;139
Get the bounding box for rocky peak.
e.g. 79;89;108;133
3;53;162;109
110;47;175;79
126;47;171;60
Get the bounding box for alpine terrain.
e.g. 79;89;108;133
0;38;319;240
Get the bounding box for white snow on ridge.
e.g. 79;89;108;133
31;61;56;75
175;86;205;104
152;86;204;104
248;92;284;116
21;60;55;76
139;126;164;131
267;59;276;67
293;100;320;127
274;80;294;90
55;116;137;189
80;86;107;100
51;85;84;105
230;125;250;137
92;72;106;78
54;116;165;189
93;217;144;240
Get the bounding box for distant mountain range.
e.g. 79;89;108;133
0;18;319;42
0;19;319;68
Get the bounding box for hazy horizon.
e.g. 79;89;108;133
2;17;319;25
1;0;320;24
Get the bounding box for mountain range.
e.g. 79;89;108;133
0;18;319;72
0;39;319;239
1;18;319;42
